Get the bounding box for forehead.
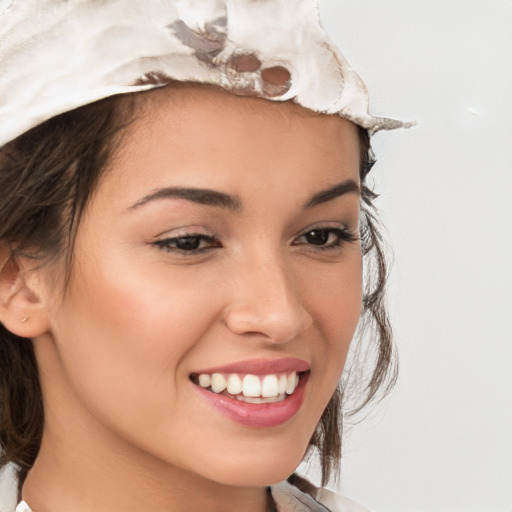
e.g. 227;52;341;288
102;83;361;202
129;82;359;152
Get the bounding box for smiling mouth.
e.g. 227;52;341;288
190;371;306;404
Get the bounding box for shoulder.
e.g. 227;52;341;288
270;475;371;512
0;464;19;512
0;465;31;512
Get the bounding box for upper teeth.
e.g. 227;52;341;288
196;371;300;398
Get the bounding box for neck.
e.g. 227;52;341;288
23;432;272;512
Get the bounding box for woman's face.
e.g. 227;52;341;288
35;85;362;487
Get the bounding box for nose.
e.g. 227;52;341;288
223;251;313;344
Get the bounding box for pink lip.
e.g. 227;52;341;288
192;357;310;376
192;372;309;428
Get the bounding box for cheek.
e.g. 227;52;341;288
300;251;363;401
47;256;223;427
306;255;362;345
65;243;223;345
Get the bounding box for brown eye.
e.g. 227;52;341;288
304;229;330;246
174;236;202;251
294;227;358;251
153;234;220;253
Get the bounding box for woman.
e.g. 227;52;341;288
0;1;409;510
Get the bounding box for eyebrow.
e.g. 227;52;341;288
303;179;360;208
128;187;242;212
128;179;359;212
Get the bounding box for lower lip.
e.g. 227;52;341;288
193;373;309;428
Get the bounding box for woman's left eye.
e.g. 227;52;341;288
293;227;358;250
152;234;220;253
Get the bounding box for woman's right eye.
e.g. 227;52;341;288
152;234;220;254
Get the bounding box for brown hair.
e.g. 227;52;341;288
0;90;397;490
310;127;398;484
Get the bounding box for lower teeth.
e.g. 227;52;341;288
234;394;287;404
202;387;288;403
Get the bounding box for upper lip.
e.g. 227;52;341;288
192;357;310;375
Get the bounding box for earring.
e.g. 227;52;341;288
20;316;29;323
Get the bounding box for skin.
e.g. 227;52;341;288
2;85;362;512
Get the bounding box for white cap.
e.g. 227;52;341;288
0;0;412;147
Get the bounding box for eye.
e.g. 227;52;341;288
152;233;220;253
293;227;358;250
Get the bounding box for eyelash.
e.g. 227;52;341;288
292;227;358;251
152;233;219;254
152;227;358;255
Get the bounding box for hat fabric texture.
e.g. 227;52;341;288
0;0;411;147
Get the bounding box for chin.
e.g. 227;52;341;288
197;441;309;487
213;462;300;487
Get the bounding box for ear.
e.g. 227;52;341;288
0;248;51;338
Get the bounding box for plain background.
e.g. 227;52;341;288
309;1;512;511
